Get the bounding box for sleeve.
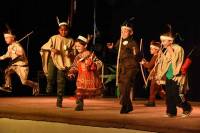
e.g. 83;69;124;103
85;52;102;71
156;54;165;80
114;40;120;50
15;44;24;56
68;55;79;75
110;40;119;55
93;54;103;71
171;46;184;75
133;41;143;62
143;55;157;69
41;37;54;51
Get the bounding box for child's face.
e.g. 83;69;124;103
121;28;133;39
75;42;87;53
58;25;68;37
161;39;172;48
150;47;159;55
4;36;15;45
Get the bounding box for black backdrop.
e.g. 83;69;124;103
0;0;199;101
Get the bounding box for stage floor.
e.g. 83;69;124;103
0;96;199;133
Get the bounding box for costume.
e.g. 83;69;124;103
40;22;76;107
116;37;141;113
143;54;165;106
68;50;103;97
68;35;103;111
0;39;39;95
110;18;142;114
142;41;165;106
156;25;192;117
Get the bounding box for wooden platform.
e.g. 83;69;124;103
0;96;200;133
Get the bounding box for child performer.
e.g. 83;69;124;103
140;40;165;107
68;35;103;111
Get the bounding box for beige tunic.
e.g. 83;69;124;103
156;44;186;91
40;35;76;76
0;42;31;85
0;42;28;66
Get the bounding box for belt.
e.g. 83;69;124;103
11;65;28;67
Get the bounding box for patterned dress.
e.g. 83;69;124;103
69;50;103;98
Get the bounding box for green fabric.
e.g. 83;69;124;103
166;63;173;80
115;86;120;98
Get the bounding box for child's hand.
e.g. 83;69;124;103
140;58;146;65
90;63;97;71
106;42;114;49
51;48;60;54
85;58;93;66
68;74;75;80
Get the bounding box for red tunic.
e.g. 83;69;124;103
69;50;103;98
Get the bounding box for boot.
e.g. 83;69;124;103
33;83;40;96
0;86;12;93
144;101;155;107
56;96;63;108
75;99;84;111
56;101;62;108
24;80;40;96
120;104;133;114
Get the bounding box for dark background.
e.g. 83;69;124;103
0;0;199;101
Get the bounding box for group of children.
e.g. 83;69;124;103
39;21;103;110
0;20;192;117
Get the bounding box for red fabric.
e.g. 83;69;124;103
181;57;192;75
69;50;102;98
75;55;102;98
77;62;102;90
90;63;97;71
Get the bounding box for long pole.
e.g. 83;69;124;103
116;37;122;86
139;38;147;86
16;31;34;43
93;0;96;46
145;47;167;88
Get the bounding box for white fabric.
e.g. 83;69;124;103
150;44;160;50
121;26;132;31
59;22;68;27
77;35;88;43
160;35;173;41
4;33;14;38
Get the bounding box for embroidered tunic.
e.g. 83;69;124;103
69;50;103;98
